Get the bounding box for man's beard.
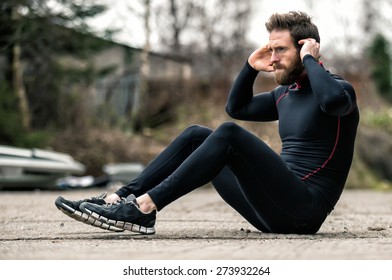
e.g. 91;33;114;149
274;55;305;85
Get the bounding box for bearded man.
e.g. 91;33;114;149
56;11;359;234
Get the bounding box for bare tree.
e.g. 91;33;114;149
154;0;253;61
154;0;196;53
131;0;152;132
1;2;31;131
192;0;253;79
11;5;31;131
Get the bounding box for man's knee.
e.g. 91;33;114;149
182;124;212;140
215;122;243;138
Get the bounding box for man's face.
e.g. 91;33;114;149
268;29;305;85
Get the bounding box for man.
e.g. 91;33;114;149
55;11;359;234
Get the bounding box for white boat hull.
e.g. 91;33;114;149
0;145;85;189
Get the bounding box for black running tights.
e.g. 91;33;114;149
116;122;328;233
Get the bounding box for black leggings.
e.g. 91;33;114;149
117;122;329;234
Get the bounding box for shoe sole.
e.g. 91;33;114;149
80;207;155;235
55;197;124;232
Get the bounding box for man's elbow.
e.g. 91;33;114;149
225;105;242;119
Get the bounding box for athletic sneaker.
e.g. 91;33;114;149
80;197;156;235
55;192;131;232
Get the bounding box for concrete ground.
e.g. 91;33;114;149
1;186;392;260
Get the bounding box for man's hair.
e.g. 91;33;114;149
265;11;320;49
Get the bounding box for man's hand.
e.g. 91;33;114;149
298;38;321;61
248;45;274;72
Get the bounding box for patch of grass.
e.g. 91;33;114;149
362;108;392;133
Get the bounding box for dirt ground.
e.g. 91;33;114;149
0;186;392;260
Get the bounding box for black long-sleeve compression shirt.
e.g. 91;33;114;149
226;55;359;210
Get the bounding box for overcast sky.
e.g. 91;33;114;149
88;0;390;56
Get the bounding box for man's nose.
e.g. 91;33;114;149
270;51;279;63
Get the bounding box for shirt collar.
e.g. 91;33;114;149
289;61;323;90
